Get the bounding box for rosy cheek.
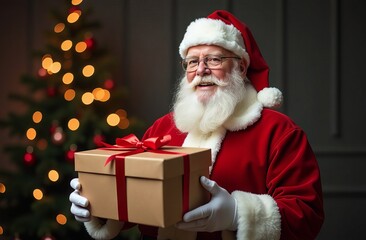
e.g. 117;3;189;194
186;73;195;83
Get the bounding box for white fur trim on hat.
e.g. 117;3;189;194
84;217;124;240
257;87;283;108
179;18;247;60
231;191;281;240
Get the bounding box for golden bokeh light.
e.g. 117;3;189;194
61;40;73;51
42;56;53;69
64;89;76;101
67;12;80;23
49;62;61;74
81;92;94;105
116;109;127;118
56;214;67;225
99;89;110;102
26;128;37;140
107;113;120;126
54;23;65;33
92;88;104;101
0;183;6;193
33;189;43;200
62;72;74;84
0;225;3;235
75;41;87;53
82;65;95;77
118;118;130;129
68;118;80;131
48;170;59;182
32;111;43;123
72;0;83;5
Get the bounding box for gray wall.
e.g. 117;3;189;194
1;0;365;239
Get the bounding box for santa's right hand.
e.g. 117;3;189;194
69;178;91;222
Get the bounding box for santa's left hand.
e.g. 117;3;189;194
176;176;238;232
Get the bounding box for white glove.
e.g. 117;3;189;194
69;178;91;222
176;176;238;232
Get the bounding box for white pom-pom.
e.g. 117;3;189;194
84;217;124;240
257;87;283;108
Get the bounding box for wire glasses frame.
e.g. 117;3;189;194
182;55;241;72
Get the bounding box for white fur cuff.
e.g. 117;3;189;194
84;216;124;240
231;191;281;240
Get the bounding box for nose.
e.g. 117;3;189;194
195;60;211;76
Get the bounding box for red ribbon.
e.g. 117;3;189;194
100;134;190;222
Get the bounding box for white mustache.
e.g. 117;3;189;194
189;76;229;88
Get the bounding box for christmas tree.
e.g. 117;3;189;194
0;0;142;239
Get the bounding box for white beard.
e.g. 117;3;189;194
173;67;246;134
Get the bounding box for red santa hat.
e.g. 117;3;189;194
179;10;282;108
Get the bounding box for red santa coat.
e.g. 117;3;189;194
85;84;324;239
138;108;324;240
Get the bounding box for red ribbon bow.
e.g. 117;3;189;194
115;134;172;150
100;134;172;166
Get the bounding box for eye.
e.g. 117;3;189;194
206;56;221;65
187;58;199;66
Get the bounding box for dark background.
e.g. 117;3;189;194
1;0;365;239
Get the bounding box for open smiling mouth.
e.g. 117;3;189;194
198;82;216;87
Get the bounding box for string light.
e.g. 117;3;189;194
67;12;81;23
62;72;74;84
106;113;120;126
82;65;95;77
0;183;6;193
26;128;37;140
33;189;43;200
48;170;59;182
61;40;73;51
118;118;130;129
64;89;76;101
92;88;104;101
49;61;61;74
68;118;80;131
52;127;64;143
56;214;67;225
42;55;53;69
54;23;65;33
72;0;83;5
38;68;47;77
81;92;94;105
32;111;43;123
116;109;127;118
75;41;87;53
99;89;110;102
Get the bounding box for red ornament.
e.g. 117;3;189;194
24;152;36;166
104;79;115;90
84;37;96;50
66;149;75;162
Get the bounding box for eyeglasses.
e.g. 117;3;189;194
182;55;241;72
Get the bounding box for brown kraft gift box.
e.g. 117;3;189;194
74;146;211;228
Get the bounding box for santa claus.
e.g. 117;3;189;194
70;10;324;240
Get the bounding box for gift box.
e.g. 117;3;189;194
74;145;211;227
